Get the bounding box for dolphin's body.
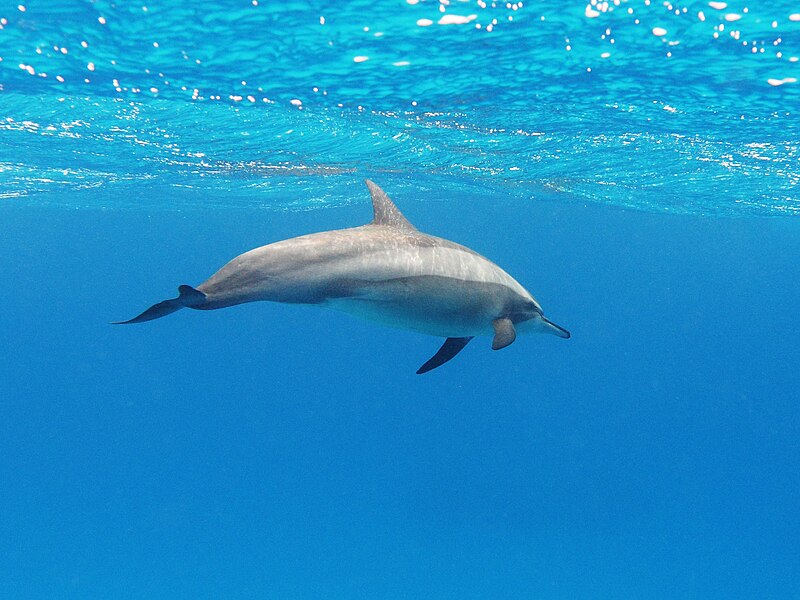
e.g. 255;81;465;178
117;180;569;373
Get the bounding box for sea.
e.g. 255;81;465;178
1;0;799;598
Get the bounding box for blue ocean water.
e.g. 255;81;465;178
1;0;799;597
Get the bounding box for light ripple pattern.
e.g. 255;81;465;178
0;0;798;215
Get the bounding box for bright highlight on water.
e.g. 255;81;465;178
1;1;798;214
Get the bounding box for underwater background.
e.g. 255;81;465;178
2;0;799;597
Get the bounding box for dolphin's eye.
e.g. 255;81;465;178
525;300;542;313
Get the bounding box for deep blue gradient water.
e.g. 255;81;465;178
2;1;800;598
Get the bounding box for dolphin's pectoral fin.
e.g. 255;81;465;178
492;318;517;350
113;284;206;324
416;336;473;375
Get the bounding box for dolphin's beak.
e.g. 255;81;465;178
540;315;570;338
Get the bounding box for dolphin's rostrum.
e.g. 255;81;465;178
116;180;569;373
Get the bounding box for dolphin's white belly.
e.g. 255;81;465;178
325;277;501;337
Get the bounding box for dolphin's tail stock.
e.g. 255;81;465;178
113;285;206;324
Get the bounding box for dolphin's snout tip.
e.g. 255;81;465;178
540;316;570;339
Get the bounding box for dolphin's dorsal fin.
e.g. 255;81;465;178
365;180;416;231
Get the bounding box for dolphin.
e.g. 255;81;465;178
116;180;569;373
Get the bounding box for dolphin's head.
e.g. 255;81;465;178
512;299;571;339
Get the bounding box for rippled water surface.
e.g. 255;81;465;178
2;0;799;213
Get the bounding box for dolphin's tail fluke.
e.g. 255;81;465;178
113;285;206;324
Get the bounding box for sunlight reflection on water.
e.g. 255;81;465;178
0;1;798;215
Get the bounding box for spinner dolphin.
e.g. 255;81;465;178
116;180;569;373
